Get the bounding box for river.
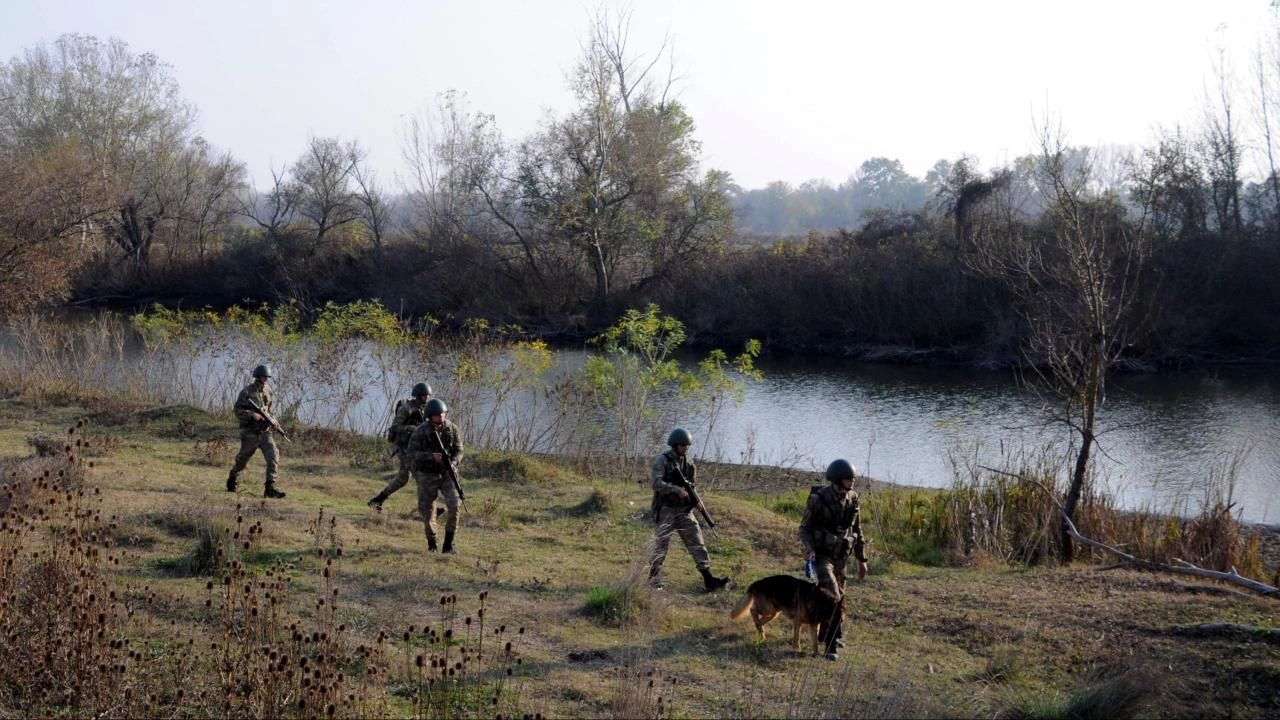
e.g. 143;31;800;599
3;316;1277;523
698;356;1280;525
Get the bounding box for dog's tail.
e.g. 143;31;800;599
729;592;754;621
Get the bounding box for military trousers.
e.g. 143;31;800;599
650;505;710;571
413;470;460;539
813;553;848;600
230;429;279;485
378;447;413;497
813;553;848;650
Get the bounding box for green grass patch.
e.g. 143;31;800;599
582;584;640;626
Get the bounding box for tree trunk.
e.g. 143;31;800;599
1061;343;1102;563
590;228;609;302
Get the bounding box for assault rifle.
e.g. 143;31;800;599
433;429;467;511
245;399;291;443
672;463;718;538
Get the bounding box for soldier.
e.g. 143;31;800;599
226;364;287;499
799;458;870;660
367;382;433;511
648;428;730;592
404;398;464;553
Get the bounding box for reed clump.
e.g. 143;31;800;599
853;445;1268;578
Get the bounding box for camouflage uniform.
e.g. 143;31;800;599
648;448;727;591
799;483;868;655
379;397;430;499
228;381;279;487
405;418;464;549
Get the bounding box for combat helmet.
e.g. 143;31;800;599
825;458;856;483
425;398;448;416
667;427;693;447
252;364;272;378
412;382;432;398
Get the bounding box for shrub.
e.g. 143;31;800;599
583;584;639;626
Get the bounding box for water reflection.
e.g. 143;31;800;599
696;357;1280;524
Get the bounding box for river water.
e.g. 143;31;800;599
696;356;1280;525
320;347;1280;524
3;317;1277;523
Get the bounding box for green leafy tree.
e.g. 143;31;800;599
512;7;734;308
584;304;760;476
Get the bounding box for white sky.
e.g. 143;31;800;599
3;0;1274;191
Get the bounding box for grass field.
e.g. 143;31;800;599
1;391;1277;718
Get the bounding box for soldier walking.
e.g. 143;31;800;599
226;364;287;499
368;382;432;511
799;458;870;660
648;428;730;591
404;398;464;553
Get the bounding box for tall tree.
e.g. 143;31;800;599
289;136;367;250
0;34;197;271
0;140;105;315
1201;45;1244;241
959;125;1153;563
160;138;246;265
514;6;733;308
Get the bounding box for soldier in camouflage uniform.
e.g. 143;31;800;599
226;364;287;499
404;398;464;553
648;428;730;592
368;382;432;511
799;458;869;660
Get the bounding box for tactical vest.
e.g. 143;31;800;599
810;484;860;556
651;451;696;521
387;399;427;444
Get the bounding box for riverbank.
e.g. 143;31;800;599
2;391;1278;717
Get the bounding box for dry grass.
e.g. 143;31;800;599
0;392;1277;718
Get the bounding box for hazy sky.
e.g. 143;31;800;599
3;0;1274;191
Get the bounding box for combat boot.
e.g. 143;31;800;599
699;567;729;592
264;483;287;499
367;491;388;511
648;564;664;589
441;531;457;555
822;616;844;660
226;471;238;492
426;531;438;552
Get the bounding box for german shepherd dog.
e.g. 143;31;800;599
729;575;842;655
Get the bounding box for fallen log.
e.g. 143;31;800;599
992;468;1280;599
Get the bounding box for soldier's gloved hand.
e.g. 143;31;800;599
253;413;263;422
857;560;869;579
432;452;443;463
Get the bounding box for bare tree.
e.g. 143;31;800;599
352;162;389;249
401;90;551;297
960;122;1153;562
1202;45;1245;240
1253;21;1280;227
290;135;366;250
239;165;297;244
397;9;732;314
165;140;245;264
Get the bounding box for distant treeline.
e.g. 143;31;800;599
4;33;1279;367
